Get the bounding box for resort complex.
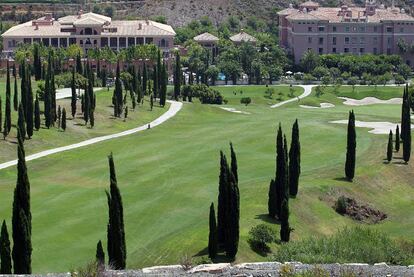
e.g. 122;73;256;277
279;0;414;65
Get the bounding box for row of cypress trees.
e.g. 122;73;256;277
209;143;240;260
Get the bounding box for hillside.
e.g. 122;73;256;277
0;0;413;27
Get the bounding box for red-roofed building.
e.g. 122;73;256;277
278;0;414;66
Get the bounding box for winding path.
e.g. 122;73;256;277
270;85;315;108
0;100;183;170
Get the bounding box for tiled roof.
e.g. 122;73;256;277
193;32;219;42
230;31;257;43
284;6;414;23
59;12;111;25
300;1;320;7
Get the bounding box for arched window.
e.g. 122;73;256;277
85;28;92;35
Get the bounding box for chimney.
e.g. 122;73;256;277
78;9;83;19
138;23;142;30
34;23;39;30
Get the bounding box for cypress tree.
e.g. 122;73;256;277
113;62;123;117
225;171;239;259
217;151;228;246
101;68;107;88
33;44;42;81
208;202;218;259
289;119;300;197
20;62;27;117
5;61;12;133
17;103;26;142
345;110;356;181
153;66;158;99
61;108;67;131
157;50;162;93
106;153;126;270
90;107;94;128
57;105;61;129
76;52;83;75
387;130;393;162
268;179;276;218
50;57;56;124
401;85;407;141
280;199;291;242
174;52;181;100
275;124;288;219
34;95;40;131
25;69;33;139
71;67;77;118
124;106;128;121
159;63;167;107
0;96;2;133
230;142;238;184
96;240;105;265
150;94;154;111
13;75;18;112
142;63;148;95
12;129;32;274
402;84;411;163
44;52;52;129
84;84;90;124
396;125;400;152
0;220;12;274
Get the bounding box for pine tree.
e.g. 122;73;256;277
12;129;32;274
61;108;67;131
345;110;356;181
279;199;291;242
174;52;181;100
13;75;18;112
34;95;40;131
387;130;393;162
289;119;300;197
5;61;12;133
57;105;61;129
96;240;105;265
17;103;26;142
0;220;12;274
71;67;77;118
106;153;126;270
208;202;218;259
395;125;400;152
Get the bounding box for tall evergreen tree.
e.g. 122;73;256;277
225;170;239;259
96;240;105;265
289;119;300;197
33;44;42;81
12;129;32;274
61;108;67;131
76;52;83;75
50;57;57;124
387;130;393;162
153;66;158;99
268;179;276;218
275;124;288;219
402;84;411;163
13;75;18;112
142;64;148;95
34;95;40;131
101;68;107;88
279;199;291;242
208;202;218;259
217;151;228;246
113;62;123;117
230;142;238;184
0;97;2;134
17;103;26;142
150;94;154;111
157;50;162;93
396;125;400;152
174;52;181;100
0;220;12;274
159;63;167;107
106;153;126;270
57;105;62;129
5;61;12;133
44;52;52;128
345;110;356;181
20;62;27;117
25;68;33;139
71;67;77;118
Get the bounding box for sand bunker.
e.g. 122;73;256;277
330;120;413;134
300;103;335;109
220;107;251;114
339;97;402;106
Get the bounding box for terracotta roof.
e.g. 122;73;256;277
285;6;414;23
278;8;299;16
299;1;320;7
230;31;257;43
59;12;111;26
193;32;219;42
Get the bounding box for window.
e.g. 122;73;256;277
345;26;350;32
360;37;365;44
373;47;378;54
386;26;393;33
33;38;41;43
119;37;126;48
374;26;378;32
85;28;92;35
332;47;337;53
42;38;50;46
387;48;391;55
360;48;364;53
344;48;349;53
352;47;357;53
159;38;167;48
333;26;337;32
373;37;378;44
318;48;323;54
110;37;118;48
51;38;58;47
59;38;67;47
318;26;325;32
351;37;357;44
146;37;153;44
93;30;98;35
128;37;135;46
333;37;337;45
308;26;312;32
308;37;312;43
400;27;404;33
319;37;323;45
136;37;144;45
359;26;365;32
345;37;350;44
387;37;392;46
69;38;76;45
23;38;31;44
101;37;108;47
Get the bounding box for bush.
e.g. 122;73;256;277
240;97;252;106
185;84;224;104
248;224;276;253
335;196;347;215
273;227;414;265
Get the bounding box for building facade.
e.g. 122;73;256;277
278;1;414;66
1;11;176;56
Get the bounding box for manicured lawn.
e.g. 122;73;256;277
329;85;404;100
0;83;413;273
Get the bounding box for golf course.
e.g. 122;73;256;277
0;82;413;273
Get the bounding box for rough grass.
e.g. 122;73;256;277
273;227;414;265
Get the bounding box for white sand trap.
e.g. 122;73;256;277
339;97;402;106
330;120;413;134
300;102;335;109
220;107;251;114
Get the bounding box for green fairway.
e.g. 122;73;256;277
0;83;413;273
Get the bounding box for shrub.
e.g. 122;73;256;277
264;88;274;99
335;196;347;215
248;224;276;253
187;84;224;104
273;227;414;265
240;97;252;106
